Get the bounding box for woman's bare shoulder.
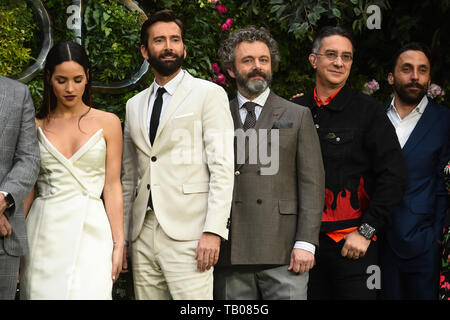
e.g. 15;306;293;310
89;108;122;139
90;108;121;125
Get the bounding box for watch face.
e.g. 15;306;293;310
359;223;375;239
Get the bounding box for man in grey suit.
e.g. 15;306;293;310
0;76;40;299
214;27;325;300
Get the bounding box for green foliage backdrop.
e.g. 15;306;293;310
2;0;449;121
0;1;36;77
1;0;449;299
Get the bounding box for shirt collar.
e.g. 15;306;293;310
153;69;185;96
389;95;428;115
314;86;342;107
237;87;271;109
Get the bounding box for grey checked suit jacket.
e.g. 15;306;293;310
0;76;40;256
218;91;325;265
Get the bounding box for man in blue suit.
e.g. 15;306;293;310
380;42;449;299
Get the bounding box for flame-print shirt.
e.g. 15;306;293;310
293;85;408;234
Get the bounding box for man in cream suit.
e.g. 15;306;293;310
0;76;40;299
121;10;234;300
214;27;325;300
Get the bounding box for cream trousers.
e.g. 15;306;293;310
131;211;213;300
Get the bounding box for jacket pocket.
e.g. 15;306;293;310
278;200;297;215
182;182;210;194
318;128;354;161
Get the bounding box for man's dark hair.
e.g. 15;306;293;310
140;9;185;47
311;26;355;53
391;42;431;72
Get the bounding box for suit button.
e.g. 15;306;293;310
257;199;262;204
151;156;157;162
147;184;150;190
234;170;240;176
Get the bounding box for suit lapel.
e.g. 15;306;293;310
139;84;154;152
230;99;242;170
254;93;273;130
230;98;241;129
261;91;287;132
402;101;438;157
153;71;192;147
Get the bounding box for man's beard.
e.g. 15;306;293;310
393;80;428;105
234;68;272;97
147;49;184;77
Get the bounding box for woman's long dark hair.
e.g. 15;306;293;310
37;41;93;120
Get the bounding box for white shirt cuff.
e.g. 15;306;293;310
294;241;316;255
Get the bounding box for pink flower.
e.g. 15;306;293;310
221;18;233;31
221;23;231;31
427;83;445;99
211;63;220;74
363;79;379;95
213;73;226;85
208;0;219;3
216;4;227;15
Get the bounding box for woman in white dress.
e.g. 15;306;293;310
20;41;124;299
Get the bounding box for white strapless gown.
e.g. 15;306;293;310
20;128;113;300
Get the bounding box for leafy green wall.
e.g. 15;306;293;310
2;0;449;120
2;0;449;299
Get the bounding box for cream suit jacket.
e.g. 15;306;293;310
122;71;234;242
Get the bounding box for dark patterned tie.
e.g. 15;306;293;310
149;87;166;145
242;101;257;130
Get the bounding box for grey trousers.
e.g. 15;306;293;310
0;239;20;300
214;265;309;300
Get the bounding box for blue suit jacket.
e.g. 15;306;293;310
384;99;449;260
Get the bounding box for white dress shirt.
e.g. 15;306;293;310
237;88;316;255
146;69;185;133
387;95;428;148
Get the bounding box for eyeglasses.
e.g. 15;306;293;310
314;51;353;63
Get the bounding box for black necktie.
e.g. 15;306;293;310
243;101;257;130
147;87;165;211
149;87;166;145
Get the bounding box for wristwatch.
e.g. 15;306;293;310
357;223;376;240
4;193;15;209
